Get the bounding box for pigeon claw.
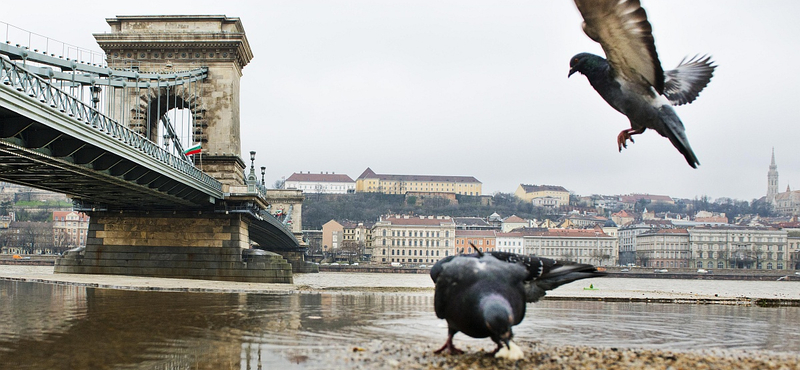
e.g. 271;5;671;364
617;128;642;151
434;337;464;355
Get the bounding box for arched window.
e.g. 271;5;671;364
696;262;702;268
767;262;773;270
708;261;713;269
717;262;724;269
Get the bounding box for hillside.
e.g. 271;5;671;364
301;192;556;229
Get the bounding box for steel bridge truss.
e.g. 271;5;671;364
1;42;209;161
0;54;223;209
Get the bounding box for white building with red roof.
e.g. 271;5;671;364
284;171;355;194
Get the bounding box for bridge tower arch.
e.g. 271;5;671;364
128;83;206;145
94;15;253;188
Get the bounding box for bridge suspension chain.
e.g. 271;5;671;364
0;27;208;161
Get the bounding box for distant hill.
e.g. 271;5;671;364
301;192;557;229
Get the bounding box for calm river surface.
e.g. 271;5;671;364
1;271;800;369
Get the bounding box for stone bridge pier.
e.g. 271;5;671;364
55;210;293;283
54;15;315;283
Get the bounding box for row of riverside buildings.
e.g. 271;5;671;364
317;213;800;271
0;211;90;255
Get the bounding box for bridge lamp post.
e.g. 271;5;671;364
90;85;101;109
247;151;258;193
260;166;266;186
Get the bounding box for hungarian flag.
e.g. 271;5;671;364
184;143;202;156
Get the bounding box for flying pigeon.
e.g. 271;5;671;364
430;245;606;359
568;0;716;168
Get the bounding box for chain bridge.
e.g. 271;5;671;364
0;16;314;283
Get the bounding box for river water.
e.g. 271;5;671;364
1;272;799;369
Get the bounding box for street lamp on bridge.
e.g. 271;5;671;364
260;166;266;186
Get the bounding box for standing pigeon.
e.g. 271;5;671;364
430;245;606;359
568;0;716;168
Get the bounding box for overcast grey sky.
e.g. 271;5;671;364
6;1;800;201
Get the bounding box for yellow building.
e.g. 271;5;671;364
355;168;481;196
514;184;569;206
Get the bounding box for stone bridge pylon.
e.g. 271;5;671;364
95;15;253;187
54;15;314;283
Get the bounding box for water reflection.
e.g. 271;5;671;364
1;281;799;370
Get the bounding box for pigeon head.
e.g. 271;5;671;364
568;52;605;77
480;294;514;349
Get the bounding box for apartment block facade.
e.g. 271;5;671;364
355;168;481;196
454;229;496;254
525;228;618;266
689;226;789;270
514;184;569;207
52;211;89;249
370;215;456;265
635;228;691;269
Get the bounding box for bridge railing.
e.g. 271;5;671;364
0;55;222;194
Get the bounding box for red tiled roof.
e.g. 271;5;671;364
455;230;496;237
52;211;89;222
528;228;612;238
380;215;455;226
503;215;527;223
619;193;674;203
496;232;525;237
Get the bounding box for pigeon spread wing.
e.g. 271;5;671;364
664;55;716;106
486;252;606;302
574;0;664;94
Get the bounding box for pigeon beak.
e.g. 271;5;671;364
500;331;512;348
568;67;576;77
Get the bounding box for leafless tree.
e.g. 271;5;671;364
338;240;362;264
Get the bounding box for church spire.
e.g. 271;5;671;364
768;148;779;205
771;147;777;169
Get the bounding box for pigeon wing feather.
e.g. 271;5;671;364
575;0;664;94
664;55;716;106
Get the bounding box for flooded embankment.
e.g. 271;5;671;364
1;266;799;369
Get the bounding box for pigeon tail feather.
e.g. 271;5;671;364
657;105;699;168
525;263;606;302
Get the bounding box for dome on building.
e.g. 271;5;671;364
603;219;618;228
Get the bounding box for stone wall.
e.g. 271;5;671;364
55;211;293;283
